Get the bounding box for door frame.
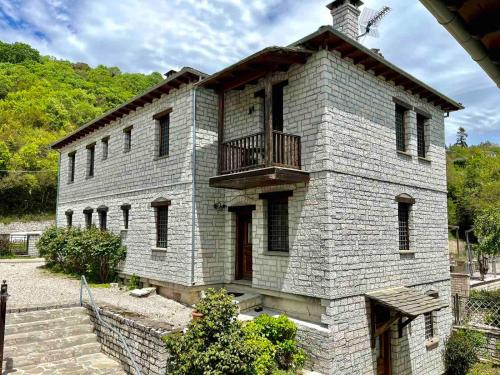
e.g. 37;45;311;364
229;205;255;281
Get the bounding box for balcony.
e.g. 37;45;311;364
209;130;309;190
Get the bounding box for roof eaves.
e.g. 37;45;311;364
51;67;207;150
290;26;463;112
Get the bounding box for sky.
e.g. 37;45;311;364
0;0;498;145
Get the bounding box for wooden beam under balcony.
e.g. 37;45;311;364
209;167;309;190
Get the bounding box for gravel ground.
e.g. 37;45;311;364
0;260;191;328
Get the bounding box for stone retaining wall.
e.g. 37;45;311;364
84;303;179;375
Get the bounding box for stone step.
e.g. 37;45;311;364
5;313;91;335
6;306;86;325
5;323;93;346
230;291;263;313
4;333;98;358
4;352;125;374
2;341;102;369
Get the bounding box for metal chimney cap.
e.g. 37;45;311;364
326;0;363;10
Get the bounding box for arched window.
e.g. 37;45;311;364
65;210;73;228
97;205;108;231
395;194;415;251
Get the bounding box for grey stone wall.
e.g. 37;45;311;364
27;234;41;257
56;84;195;286
85;304;175;375
451;273;470;297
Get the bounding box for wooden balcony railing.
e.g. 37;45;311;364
220;131;301;175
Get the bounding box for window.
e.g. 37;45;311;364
65;210;73;228
159;116;170;157
68;151;76;183
260;191;292;252
154;109;172;157
121;204;131;229
424;292;439;340
123;126;132;152
101;137;109;160
83;208;93;229
86;143;95;178
398;203;410;250
151;198;171;248
97;206;108;231
417;114;426;158
395;104;407;152
396;194;415;251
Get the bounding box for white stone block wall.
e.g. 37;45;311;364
56;84;196;286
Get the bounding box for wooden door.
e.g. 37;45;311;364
377;330;391;375
236;210;252;280
375;306;392;375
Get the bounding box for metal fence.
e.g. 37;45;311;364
453;294;500;330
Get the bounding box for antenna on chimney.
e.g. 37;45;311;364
357;6;391;41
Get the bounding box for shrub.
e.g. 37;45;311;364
127;273;140;290
244;314;305;371
0;234;11;256
467;362;499;375
444;329;486;375
163;289;306;374
37;225;126;283
163;288;259;375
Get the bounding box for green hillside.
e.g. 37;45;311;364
0;41;163;218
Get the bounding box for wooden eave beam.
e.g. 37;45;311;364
222;69;268;91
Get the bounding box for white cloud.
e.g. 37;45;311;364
0;0;497;144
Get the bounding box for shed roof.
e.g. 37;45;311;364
366;287;448;317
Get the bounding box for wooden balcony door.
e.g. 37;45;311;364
235;209;253;280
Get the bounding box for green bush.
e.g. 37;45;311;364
444;329;486;375
244;314;305;371
470;289;500;304
37;225;126;283
163;288;259;375
0;234;11;256
164;289;306;375
467;362;499;375
127;273;140;290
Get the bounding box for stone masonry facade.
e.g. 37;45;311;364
54;15;458;375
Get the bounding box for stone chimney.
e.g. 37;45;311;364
326;0;363;40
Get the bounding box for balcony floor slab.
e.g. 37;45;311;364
209;166;309;190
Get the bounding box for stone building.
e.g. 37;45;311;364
52;1;463;373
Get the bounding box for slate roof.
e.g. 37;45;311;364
366;287;448;317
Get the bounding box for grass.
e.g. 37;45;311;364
0;254;37;259
467;362;499;375
0;212;55;225
40;265;113;288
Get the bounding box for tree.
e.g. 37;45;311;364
456;127;468;147
473;207;500;280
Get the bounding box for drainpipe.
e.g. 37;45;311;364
55;152;61;228
191;87;198;285
420;0;500;87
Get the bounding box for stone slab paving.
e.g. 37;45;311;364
2;307;124;375
0;260;191;328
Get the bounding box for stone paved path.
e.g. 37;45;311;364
2;307;125;374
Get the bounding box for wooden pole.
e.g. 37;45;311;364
217;90;225;175
264;75;273;167
0;280;8;374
